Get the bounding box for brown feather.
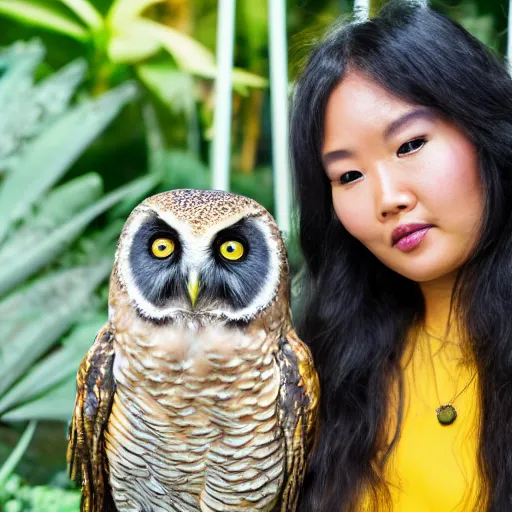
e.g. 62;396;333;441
275;329;320;512
67;326;116;512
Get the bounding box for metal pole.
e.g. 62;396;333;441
268;0;290;234
353;0;370;20
212;0;236;191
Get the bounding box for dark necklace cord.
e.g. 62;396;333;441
422;329;477;426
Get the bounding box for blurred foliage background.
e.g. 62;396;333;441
0;0;508;510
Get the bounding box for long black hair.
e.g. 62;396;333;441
290;1;512;510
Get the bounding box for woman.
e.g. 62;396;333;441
291;1;512;510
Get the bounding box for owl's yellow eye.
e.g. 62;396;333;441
219;240;245;261
151;238;175;258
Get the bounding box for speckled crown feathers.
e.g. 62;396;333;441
140;189;269;235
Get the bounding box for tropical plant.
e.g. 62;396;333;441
0;422;80;511
0;38;158;429
0;38;162;508
0;0;267;106
0;36;248;495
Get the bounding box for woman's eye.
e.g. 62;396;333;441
397;137;426;156
339;170;363;185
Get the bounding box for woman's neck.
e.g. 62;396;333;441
418;272;457;339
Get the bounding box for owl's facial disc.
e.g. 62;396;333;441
119;210;281;322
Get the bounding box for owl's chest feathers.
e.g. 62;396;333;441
112;321;279;417
106;321;286;510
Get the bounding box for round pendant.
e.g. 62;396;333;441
436;404;457;425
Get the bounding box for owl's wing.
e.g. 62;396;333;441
67;325;117;512
276;328;320;512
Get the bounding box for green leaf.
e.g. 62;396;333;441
109;17;266;93
0;264;98;328
136;61;195;114
0;314;105;414
0;55;87;174
114;19;267;91
238;0;269;57
0;38;42;67
34;173;103;224
107;0;164;28
106;172;158;220
160;151;210;191
231;166;274;213
121;19;217;76
0;39;45;107
0;82;138;244
58;218;124;267
0;174;157;297
59;0;103;32
0;173;103;265
0;262;111;396
22;483;81;509
1;377;75;422
31;57;87;123
0;0;89;40
142;102;166;177
0;421;36;485
6;481;81;510
0;43;45;173
232;68;268;89
107;24;161;63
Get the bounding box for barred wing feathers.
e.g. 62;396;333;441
67;325;117;512
276;329;320;511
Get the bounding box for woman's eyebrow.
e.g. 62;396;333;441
322;107;435;169
384;107;435;140
322;148;354;168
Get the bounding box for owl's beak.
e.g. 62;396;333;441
187;270;200;308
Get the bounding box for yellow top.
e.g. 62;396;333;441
362;327;480;511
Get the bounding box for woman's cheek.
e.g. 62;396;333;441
332;190;373;242
418;139;482;226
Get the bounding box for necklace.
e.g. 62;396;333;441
435;376;476;425
423;329;477;426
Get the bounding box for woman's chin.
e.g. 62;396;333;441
390;262;459;283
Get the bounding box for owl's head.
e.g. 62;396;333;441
110;189;289;323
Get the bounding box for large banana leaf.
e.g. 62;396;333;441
0;81;138;244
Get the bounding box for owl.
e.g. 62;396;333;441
67;189;319;512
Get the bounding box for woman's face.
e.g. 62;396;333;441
322;71;483;283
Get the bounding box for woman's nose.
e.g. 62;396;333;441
375;166;417;220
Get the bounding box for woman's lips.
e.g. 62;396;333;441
393;226;432;252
